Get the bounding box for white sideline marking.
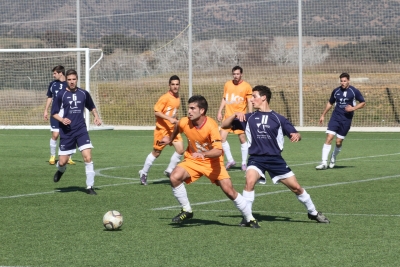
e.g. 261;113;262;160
151;174;400;210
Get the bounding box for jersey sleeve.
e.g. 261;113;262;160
154;95;167;112
355;89;365;103
329;90;336;104
280;115;298;137
46;82;53;98
51;91;62;115
84;91;96;111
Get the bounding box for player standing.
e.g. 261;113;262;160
316;73;366;170
222;85;330;224
217;66;252;171
161;95;258;228
43;65;75;165
138;75;184;185
51;69;102;195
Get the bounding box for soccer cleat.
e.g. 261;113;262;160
315;162;328;170
308;212;330;223
171;209;193;223
257;177;267;185
67;158;76;165
86;187;97;195
241;164;247;171
53;170;64;182
239;218;260;228
139;170;147;185
163;170;171;178
225;160;236;170
49;155;56;165
329;155;336;169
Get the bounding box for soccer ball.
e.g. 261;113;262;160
103;210;123;230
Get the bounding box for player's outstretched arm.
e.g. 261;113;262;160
221;112;245;129
160;123;179;146
289;133;301;142
319;102;333;124
217;98;226;122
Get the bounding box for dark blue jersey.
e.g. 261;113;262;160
329;85;365;121
239;110;297;156
51;88;96;135
46;80;67;104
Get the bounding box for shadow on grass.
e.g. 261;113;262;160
168;218;233;228
221;213;312;224
55;186;101;194
152;179;171;185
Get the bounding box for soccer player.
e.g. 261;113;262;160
51;69;102;195
221;85;330;224
138;75;184;185
217;66;252;171
315;73;366;170
44;65;75;165
161;95;259;228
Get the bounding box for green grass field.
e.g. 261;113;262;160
1;130;400;266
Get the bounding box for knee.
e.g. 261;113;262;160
82;155;92;163
292;186;303;195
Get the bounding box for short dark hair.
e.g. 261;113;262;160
188;95;208;115
169;75;180;84
52;65;65;76
253;85;272;104
340;73;350;80
232;66;243;73
66;69;78;78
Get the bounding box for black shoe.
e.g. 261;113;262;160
239;217;248;227
239;218;260;228
172;209;193;223
53;170;64;182
308;212;330;223
86;187;97;195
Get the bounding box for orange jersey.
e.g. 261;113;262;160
154;91;180;131
178;116;223;164
223;80;252;119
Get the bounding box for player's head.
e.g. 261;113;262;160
66;69;78;91
188;95;208;120
339;73;350;89
251;85;272;108
231;66;243;85
169;75;180;95
52;65;65;80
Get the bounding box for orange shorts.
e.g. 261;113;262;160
178;157;230;185
220;127;244;135
153;127;182;151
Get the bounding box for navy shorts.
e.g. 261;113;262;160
50;117;59;132
247;155;295;184
59;131;93;155
327;118;351;137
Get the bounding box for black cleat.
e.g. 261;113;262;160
53;170;64;182
239;218;260;228
308;212;330;223
86;187;97;195
172;209;193;223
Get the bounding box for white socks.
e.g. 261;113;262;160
50;138;57;156
56;161;66;172
297;189;317;215
166;152;182;173
222;141;234;162
233;193;254;222
321;144;331;162
172;183;192;212
331;146;341;160
85;161;95;187
241;143;248;165
142;153;156;174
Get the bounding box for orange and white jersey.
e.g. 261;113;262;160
178;116;223;163
154;91;180;131
223;80;252;119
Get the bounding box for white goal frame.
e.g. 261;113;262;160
0;48;111;130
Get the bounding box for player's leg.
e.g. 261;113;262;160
220;129;235;169
238;132;248;171
316;132;335;170
169;164;194;223
329;121;350;168
77;133;96;195
139;130;164;185
53;136;76;183
164;135;184;177
49;117;59;164
279;175;329;223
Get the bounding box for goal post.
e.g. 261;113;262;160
0;48;112;130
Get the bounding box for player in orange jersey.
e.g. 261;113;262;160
217;66;252;171
138;75;184;185
160;95;259;228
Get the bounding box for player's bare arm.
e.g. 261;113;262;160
217;98;226;122
345;101;366;113
155;111;178;124
53;113;71;125
160;123;179;145
247;98;253;113
44;98;52;120
221;112;245;129
289;133;301;142
192;147;222;160
91;108;102;126
319;102;333;124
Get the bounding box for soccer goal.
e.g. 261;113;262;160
0;48;113;130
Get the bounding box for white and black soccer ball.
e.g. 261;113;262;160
103;210;123;230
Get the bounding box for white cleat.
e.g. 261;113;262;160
315;162;328;170
329;155;336;168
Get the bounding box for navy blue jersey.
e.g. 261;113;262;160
329;85;365;120
239;110;297;156
46;80;67;104
51;88;96;135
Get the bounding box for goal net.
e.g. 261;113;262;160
0;48;110;130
